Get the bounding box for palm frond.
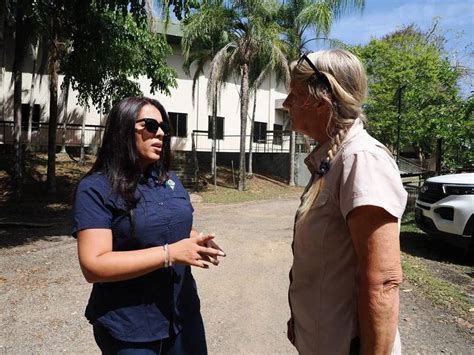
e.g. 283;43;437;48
206;43;236;109
297;1;333;36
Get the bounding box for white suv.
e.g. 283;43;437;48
415;173;474;258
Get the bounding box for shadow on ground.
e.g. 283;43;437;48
0;152;89;248
400;217;473;267
0;203;73;248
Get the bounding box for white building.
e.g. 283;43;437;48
0;22;290;155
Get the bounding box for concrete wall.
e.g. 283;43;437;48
294;153;311;187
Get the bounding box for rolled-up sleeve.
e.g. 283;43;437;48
72;177;113;238
339;150;407;220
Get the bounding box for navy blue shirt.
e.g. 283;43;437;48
73;171;201;342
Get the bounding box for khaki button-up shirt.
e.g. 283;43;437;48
289;119;407;354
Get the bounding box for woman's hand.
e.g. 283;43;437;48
169;234;225;268
190;230;226;266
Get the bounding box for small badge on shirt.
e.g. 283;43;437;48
166;179;176;190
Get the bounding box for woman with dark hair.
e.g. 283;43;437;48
73;96;224;354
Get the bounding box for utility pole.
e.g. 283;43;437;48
396;85;406;165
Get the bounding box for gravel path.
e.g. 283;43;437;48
0;197;473;354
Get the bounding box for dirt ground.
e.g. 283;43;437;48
0;197;473;354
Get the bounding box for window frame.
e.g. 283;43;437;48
273;123;283;145
168;112;188;138
253;121;267;143
208;115;225;140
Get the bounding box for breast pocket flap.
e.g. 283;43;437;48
312;190;330;209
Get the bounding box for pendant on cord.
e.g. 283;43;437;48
316;157;330;176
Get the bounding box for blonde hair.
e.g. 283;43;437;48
294;49;368;221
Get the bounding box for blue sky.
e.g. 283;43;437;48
308;0;474;94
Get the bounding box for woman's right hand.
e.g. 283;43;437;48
169;234;225;268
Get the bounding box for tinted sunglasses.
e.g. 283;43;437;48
297;52;332;90
136;118;170;136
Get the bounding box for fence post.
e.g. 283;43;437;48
191;131;199;191
289;131;295;186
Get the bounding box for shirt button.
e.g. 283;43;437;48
158;202;164;206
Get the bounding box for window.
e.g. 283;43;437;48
21;104;40;131
253;121;267;143
208;115;224;140
273;124;283;145
168;112;188;137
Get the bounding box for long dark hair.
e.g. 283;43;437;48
87;96;171;210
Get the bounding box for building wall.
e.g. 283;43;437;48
1;40;289;152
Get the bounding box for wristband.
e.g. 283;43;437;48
163;244;172;267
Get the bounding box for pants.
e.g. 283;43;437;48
93;315;207;355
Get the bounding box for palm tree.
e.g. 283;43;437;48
182;0;289;191
26;39;40;151
278;0;365;185
182;22;229;189
248;53;290;177
280;0;364;58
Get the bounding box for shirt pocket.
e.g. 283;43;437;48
310;188;330;210
167;190;195;215
165;191;194;241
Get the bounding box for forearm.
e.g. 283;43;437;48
347;206;403;354
80;246;166;283
358;276;401;355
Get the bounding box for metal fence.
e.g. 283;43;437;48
191;130;317;154
0;120;105;148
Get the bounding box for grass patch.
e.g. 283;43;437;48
401;253;473;316
401;211;418;233
400;216;473;318
1;153;302;207
198;174;303;204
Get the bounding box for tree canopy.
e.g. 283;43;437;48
61;7;176;113
353;24;472;170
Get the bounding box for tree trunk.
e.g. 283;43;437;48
289;131;296;186
211;98;217;189
0;0;6;122
248;91;256;177
27;40;39;151
46;33;59;193
60;79;69;153
80;107;86;164
418;147;424;169
436;138;442;175
12;3;26;199
238;63;250;191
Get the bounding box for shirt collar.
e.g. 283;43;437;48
139;165;161;185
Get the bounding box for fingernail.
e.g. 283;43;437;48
219;251;226;256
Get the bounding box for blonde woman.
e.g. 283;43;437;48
283;50;407;354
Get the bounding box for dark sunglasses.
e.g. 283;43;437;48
136;118;170;136
297;52;332;90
